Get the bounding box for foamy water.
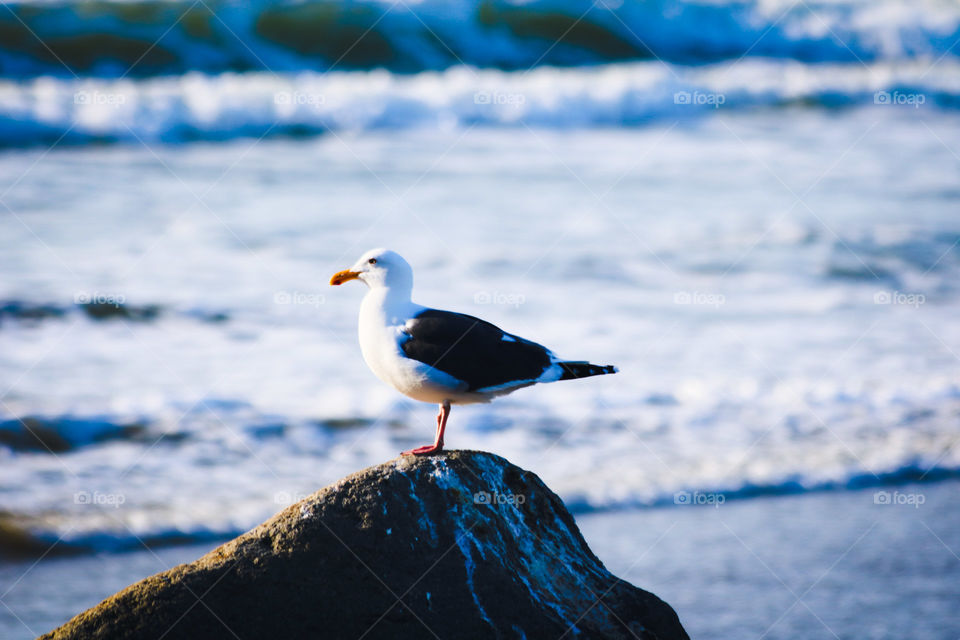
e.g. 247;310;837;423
2;59;959;147
1;106;958;551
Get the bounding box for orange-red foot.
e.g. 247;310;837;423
401;443;444;456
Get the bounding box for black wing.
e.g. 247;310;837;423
401;309;552;391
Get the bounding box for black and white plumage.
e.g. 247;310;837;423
330;248;617;455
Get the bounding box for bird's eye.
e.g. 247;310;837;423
368;258;377;265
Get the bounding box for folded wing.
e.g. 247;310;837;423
400;309;553;392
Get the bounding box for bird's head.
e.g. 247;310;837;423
329;248;413;291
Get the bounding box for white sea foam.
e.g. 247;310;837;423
0;107;957;552
1;58;958;147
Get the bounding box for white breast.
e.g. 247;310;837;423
357;291;465;403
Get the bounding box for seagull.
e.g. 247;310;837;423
330;249;618;455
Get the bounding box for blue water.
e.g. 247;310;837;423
2;0;958;78
2;0;960;147
1;0;959;635
580;481;960;640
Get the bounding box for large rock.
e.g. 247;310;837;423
43;450;689;639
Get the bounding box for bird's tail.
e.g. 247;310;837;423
558;361;619;380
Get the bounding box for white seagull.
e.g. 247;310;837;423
330;248;618;455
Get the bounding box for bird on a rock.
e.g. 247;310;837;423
330;249;617;455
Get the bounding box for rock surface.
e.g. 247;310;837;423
43;450;689;639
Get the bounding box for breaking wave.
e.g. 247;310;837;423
1;58;958;147
1;0;959;77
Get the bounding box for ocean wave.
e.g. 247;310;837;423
563;465;960;514
1;376;958;557
2;462;957;557
0;516;235;558
823;230;960;288
1;0;959;77
1;58;958;147
0;411;381;453
0;299;229;326
0;416;147;452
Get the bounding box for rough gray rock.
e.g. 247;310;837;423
43;450;689;639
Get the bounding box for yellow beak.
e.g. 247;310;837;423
329;269;361;286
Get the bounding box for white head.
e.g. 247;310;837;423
329;248;413;292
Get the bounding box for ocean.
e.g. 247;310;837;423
1;0;959;637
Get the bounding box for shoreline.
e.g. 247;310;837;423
3;468;958;560
581;479;960;640
2;478;957;639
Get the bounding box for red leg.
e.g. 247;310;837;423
402;401;450;456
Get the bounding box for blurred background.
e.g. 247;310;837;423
1;0;958;637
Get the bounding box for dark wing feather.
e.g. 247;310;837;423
401;309;552;391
